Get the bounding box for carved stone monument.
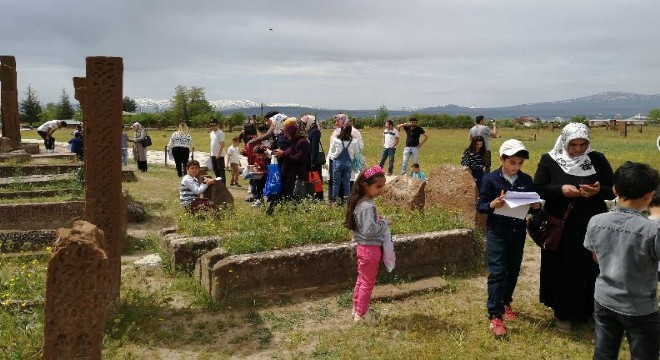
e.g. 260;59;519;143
42;221;108;360
0;56;22;147
79;57;124;317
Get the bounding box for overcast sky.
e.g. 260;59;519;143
3;0;660;110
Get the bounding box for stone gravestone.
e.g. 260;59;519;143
0;56;22;147
425;164;479;228
42;221;108;360
78;57;125;317
618;122;627;137
381;175;425;211
201;179;235;208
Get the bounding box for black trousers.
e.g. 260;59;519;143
172;147;190;177
38;131;55;150
137;160;148;172
211;156;226;184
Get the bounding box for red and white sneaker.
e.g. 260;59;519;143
489;318;507;338
503;305;518;321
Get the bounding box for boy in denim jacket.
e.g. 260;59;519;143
584;162;660;360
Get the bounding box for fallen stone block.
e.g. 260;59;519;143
160;233;221;272
382;175;425;211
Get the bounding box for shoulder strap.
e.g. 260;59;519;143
562;201;576;220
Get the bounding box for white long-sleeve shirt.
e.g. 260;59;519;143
327;137;360;162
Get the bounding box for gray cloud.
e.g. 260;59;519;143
3;0;660;109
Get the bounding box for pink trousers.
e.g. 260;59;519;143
353;244;382;317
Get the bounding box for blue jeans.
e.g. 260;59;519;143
401;146;419;174
379;148;396;174
486;228;526;319
330;157;352;203
593;301;659;360
121;148;128;166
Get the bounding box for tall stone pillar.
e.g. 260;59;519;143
0;56;22;147
83;57;123;317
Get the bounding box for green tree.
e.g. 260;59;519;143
19;84;42;127
647;109;660;124
56;89;76;119
171;85;213;123
39;102;59;122
123;96;137;112
376;105;388;124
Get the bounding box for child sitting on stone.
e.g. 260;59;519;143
180;160;218;214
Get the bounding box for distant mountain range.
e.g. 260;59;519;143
134;91;660;119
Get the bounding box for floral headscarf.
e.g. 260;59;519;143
548;122;596;176
283;117;308;139
301;115;316;131
333;113;349;127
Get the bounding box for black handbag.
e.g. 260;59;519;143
313;141;326;166
293;177;314;200
141;135;152;147
527;201;574;251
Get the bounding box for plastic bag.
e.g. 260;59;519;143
263;163;281;197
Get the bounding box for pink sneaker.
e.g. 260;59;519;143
503;305;518;321
489;318;507;338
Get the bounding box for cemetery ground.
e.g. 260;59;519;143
3;127;659;359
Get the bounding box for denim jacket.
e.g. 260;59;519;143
478;167;537;233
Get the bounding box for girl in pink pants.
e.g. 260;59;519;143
344;165;393;323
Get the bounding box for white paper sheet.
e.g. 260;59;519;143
493;191;541;220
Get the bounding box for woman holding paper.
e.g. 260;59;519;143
478;139;541;338
533;123;614;331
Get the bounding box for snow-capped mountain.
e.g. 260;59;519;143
134;97;314;112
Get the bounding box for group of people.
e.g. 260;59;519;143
474;122;659;359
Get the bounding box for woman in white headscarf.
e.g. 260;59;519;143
533;122;615;331
127;122;148;172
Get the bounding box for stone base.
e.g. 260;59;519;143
0;150;31;163
17;143;39;154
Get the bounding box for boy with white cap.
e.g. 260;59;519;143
478;139;541;338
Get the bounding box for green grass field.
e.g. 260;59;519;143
7;124;659;359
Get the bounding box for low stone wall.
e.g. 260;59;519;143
0;164;79;177
188;229;476;303
0;230;57;252
0;188;75;200
0;201;85;230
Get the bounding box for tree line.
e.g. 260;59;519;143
18;85;660;129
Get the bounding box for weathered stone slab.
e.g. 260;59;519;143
121;169;137;182
382;175;425;211
194;247;229;294
0;149;31;162
42;221;108;360
206;229;475;303
17;142;39;154
160;233;221;272
425;164;478;227
0;201;84;230
0;137;13;152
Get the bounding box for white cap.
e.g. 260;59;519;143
499;139;529;158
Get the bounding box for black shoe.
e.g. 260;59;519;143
244;197;256;202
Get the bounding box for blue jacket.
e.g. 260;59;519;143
478;167;536;233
